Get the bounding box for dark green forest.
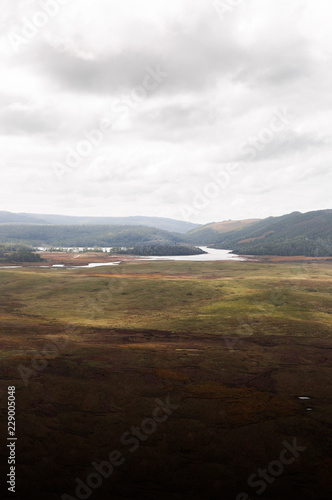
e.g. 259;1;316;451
111;245;206;256
0;224;183;248
186;210;332;256
0;244;43;263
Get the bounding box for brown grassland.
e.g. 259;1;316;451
0;257;332;499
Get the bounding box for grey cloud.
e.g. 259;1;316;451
236;130;331;163
234;39;314;87
28;44;162;94
14;12;247;96
0;103;53;135
131;100;220;144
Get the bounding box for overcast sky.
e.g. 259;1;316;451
0;0;331;223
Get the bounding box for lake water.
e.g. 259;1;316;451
54;262;122;269
67;247;245;265
0;247;245;269
69;247;245;266
140;247;245;262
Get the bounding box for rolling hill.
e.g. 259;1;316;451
187;210;332;256
1;209;331;256
0;224;185;248
186;219;260;245
0;211;199;233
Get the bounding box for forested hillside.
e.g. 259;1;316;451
0;224;183;247
186;219;259;245
206;210;332;256
1;210;331;256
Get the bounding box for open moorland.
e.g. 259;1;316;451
1;259;332;499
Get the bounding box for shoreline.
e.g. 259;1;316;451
1;250;332;268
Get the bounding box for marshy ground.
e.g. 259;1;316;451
0;260;332;499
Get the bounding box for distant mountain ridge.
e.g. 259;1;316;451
0;211;46;225
0;211;199;234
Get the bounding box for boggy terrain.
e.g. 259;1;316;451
0;260;332;499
